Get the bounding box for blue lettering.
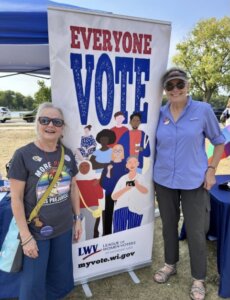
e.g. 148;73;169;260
115;57;133;123
78;244;98;256
95;54;114;125
70;53;150;125
134;58;149;123
70;53;94;125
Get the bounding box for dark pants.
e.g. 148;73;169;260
103;194;115;235
19;229;73;300
155;182;210;280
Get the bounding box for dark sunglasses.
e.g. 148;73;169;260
165;81;186;91
38;116;64;127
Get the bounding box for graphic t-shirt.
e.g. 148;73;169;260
8;142;77;240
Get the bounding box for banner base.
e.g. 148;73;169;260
80;270;141;297
82;283;93;298
128;270;140;284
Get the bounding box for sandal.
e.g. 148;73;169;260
153;263;177;283
190;280;206;300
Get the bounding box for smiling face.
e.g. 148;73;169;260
37;107;64;144
165;79;189;104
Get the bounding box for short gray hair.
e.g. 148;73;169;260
35;102;65;136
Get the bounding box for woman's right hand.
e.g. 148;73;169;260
22;238;39;259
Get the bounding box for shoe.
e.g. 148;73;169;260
153;263;177;283
190;280;206;300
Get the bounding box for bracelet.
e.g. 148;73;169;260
73;213;83;221
207;165;216;171
21;235;34;246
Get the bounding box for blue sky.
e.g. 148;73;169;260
0;0;229;96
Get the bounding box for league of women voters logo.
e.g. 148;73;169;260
36;166;72;206
78;240;136;260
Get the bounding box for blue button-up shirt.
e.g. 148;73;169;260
153;96;226;189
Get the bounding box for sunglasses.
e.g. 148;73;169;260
38;116;64;127
165;81;186;91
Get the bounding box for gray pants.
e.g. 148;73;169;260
155;182;210;280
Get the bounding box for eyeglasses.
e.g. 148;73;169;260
165;81;186;91
113;149;123;153
38;117;64;127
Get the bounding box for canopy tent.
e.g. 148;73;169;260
0;0;49;74
0;0;90;75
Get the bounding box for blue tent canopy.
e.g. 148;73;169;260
0;12;48;44
0;0;86;74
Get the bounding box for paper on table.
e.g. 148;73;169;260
0;192;7;202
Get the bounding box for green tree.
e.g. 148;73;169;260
23;96;35;110
0;90;15;108
173;17;230;102
34;80;51;106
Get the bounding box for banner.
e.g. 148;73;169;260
48;5;171;283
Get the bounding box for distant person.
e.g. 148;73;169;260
220;97;230;126
8;102;82;300
153;68;225;300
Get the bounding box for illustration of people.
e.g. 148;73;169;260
75;125;97;163
76;160;104;239
90;129;116;173
111;156;149;232
118;112;150;173
109;111;129;148
100;144;128;235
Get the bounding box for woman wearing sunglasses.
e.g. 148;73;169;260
8;102;82;300
153;68;225;300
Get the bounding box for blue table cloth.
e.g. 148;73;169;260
0;182;21;299
208;175;230;298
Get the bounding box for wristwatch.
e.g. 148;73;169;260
73;213;83;221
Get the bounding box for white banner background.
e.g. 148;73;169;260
48;5;171;283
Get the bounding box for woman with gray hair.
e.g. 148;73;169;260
9;102;82;300
153;68;225;300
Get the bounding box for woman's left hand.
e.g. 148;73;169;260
73;220;82;242
204;168;216;190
